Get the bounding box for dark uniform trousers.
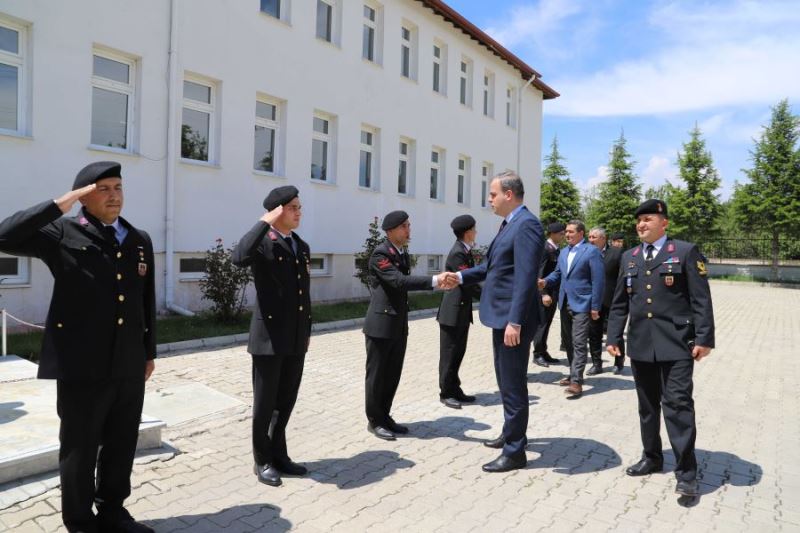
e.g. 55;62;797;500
439;323;469;398
589;305;626;367
533;302;557;357
363;240;433;427
533;240;560;358
232;221;312;468
0;201;157;532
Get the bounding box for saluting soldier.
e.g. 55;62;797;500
606;199;715;498
436;215;481;409
232;185;311;488
363;210;449;440
0;162;156;533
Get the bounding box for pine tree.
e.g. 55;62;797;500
592;132;642;236
354;217;383;290
667;125;722;244
732;99;800;276
540;136;582;225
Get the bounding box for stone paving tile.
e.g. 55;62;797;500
0;282;797;532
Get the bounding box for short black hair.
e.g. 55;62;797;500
567;219;586;234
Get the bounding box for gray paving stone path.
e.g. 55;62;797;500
1;281;798;532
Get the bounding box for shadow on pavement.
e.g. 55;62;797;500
403;415;493;443
0;401;27;424
526;436;622;474
471;391;539;407
580;376;636;396
304;450;415;489
527;370;564;384
145;503;291;532
665;449;763;507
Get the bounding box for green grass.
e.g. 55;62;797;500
6;292;445;362
711;274;800;284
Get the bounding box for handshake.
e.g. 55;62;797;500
435;272;461;290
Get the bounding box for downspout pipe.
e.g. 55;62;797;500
515;73;537;175
165;0;194;317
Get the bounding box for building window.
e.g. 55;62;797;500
459;57;472;107
254;99;279;173
506;84;516;128
316;0;334;43
481;163;493;208
359;127;378;190
178;257;207;280
427;255;442;273
181;77;216;163
483;71;494;117
400;22;417;80
0;255;30;285
457;156;470;205
90;51;136;151
310;254;332;276
430;147;443;200
0;18;27;135
311;112;334;182
432;41;446;95
362;5;375;61
398;137;414;195
260;0;280;18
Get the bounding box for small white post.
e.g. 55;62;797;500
1;309;7;356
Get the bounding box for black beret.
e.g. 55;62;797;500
634;199;668;218
72;161;122;190
263;185;299;210
547;222;566;234
450;214;476;234
381;210;409;231
610;232;625;240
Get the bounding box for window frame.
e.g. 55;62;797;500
309;254;333;276
459;57;473;108
178;256;208;281
362;3;382;64
259;0;291;23
432;39;447;95
483;70;495;118
457;155;470;206
397;136;415;196
400;21;417;81
253;96;282;175
359;125;379;190
481;162;493;208
0;254;30;286
315;0;341;46
89;48;137;153
427;254;442;274
311;111;335;183
181;75;218;164
506;84;517;128
429;146;444;201
0;16;28;136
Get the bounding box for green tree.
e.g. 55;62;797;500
540;136;582;225
354;217;383;290
591;132;642;235
731;99;800;276
667;125;722;244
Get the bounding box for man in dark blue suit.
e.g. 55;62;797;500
539;221;604;398
446;171;544;473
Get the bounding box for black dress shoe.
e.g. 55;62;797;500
533;355;549;367
274;458;307;476
675;479;699;497
613;366;623;375
542;353;560;364
440;397;462;409
368;424;396;440
386;419;409;434
482;454;526;473
97;508;153;533
625;458;663;477
586;364;603;376
254;464;282;486
455;392;476;403
483;435;505;449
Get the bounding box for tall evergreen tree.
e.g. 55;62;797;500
592;132;642;235
540;136;582;225
732;99;800;275
667;125;722;244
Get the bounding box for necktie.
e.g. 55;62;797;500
284;236;295;255
103;225;118;245
498;220;507;233
645;244;655;261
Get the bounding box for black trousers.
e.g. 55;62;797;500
439;323;470;398
589;305;625;368
532;299;557;357
492;327;533;458
364;335;407;427
57;378;145;533
630;358;697;481
251;353;306;466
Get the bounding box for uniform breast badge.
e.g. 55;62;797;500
665;275;674;287
697;261;708;276
138;263;147;276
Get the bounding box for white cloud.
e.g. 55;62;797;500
546;1;800;116
641;155;677;189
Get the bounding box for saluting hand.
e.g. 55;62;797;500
54;183;96;214
692;345;712;361
260;204;284;225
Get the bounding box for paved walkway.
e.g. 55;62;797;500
1;281;799;532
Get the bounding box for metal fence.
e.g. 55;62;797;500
700;238;799;265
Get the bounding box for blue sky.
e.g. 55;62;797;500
447;0;800;201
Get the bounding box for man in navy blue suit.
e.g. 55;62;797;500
539;221;604;398
445;171;544;473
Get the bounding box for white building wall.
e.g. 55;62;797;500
0;0;550;324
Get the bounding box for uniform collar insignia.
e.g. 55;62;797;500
268;230;278;241
666;242;675;253
632;247;640;256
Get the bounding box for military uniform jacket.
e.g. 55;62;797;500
0;201;156;380
363;240;433;339
601;245;623;308
606;238;715;362
436;241;481;328
232;222;311;356
539;239;560;298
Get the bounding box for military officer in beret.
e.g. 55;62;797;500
606;199;715;498
232;185;311;487
436;214;481;409
532;222;566;367
0;162;156;533
610;232;625;249
364;210;451;440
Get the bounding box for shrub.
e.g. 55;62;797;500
198;238;252;322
